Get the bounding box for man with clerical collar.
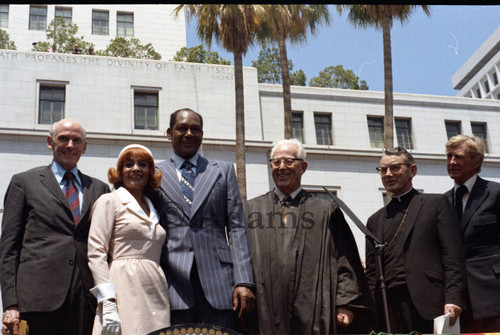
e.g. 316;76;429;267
244;139;374;335
155;108;255;331
366;147;467;334
445;135;500;332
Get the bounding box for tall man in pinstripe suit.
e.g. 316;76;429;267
156;108;255;330
0;119;109;335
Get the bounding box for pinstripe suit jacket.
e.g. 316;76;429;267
0;165;109;312
156;156;254;310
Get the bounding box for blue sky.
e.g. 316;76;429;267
185;5;500;97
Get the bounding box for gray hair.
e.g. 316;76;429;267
49;118;87;141
270;138;306;160
383;146;414;164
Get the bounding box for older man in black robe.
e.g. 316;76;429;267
244;139;373;335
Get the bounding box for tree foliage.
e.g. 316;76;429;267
309;65;369;90
251;46;306;86
0;29;16;50
256;5;331;138
171;44;230;64
32;17;92;54
99;37;161;60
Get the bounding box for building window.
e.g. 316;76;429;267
134;91;158;130
55;7;72;24
314;113;332;145
39;85;65;124
395;118;413;149
29;5;47;31
471;122;489;153
305;188;337;201
476;88;481;98
493;73;499;86
368;116;384;148
0;4;8;28
291;112;304;143
117;12;134;37
484;80;490;94
445;121;461;139
92;10;109;35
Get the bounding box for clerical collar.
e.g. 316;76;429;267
391;188;417;203
274;186;303;203
453;174;477;195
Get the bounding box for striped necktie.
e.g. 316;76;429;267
180;161;195;210
64;171;80;224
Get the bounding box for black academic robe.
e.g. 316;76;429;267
244;190;373;335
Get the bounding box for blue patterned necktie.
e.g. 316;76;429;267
64;171;80;224
180;161;196;209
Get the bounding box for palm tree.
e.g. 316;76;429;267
258;5;330;139
338;5;430;148
175;5;264;201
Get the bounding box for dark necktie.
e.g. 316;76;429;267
180;161;196;209
455;185;468;221
64;172;80;224
281;195;292;227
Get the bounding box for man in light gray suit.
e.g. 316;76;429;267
156;108;255;331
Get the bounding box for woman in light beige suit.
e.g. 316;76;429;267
88;144;170;335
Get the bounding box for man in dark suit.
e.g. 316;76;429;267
156;108;255;330
445;134;500;332
0;119;109;335
366;147;466;334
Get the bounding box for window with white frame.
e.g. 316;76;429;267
314;113;332;145
0;4;8;28
92;10;109;35
292;111;304;143
39;84;65;124
117;12;134;37
395;118;413;149
134;91;158;130
445;120;461;140
29;5;47;31
55;7;72;25
471;122;489;153
367;116;384;148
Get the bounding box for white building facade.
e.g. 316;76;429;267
452;26;500;100
1;4;185;60
1;4;500;274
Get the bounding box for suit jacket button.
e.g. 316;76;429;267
69;260;74;265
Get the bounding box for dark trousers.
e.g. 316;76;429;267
171;261;235;330
381;285;433;334
21;267;94;335
461;314;500;333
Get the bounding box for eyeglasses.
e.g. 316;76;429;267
375;163;411;175
269;157;303;167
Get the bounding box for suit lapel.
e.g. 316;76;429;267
190;156;220;218
400;193;424;247
158;158;190;216
40;165;69;211
461;177;488;232
80;171;93;222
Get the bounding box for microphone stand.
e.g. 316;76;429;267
322;187;391;333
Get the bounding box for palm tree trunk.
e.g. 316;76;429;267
234;51;247;201
278;37;292;139
382;15;394;149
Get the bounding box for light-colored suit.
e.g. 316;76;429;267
156;156;253;311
